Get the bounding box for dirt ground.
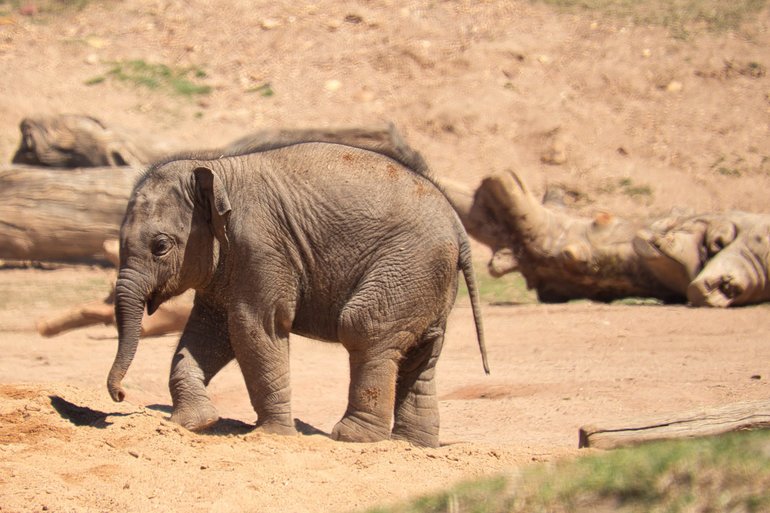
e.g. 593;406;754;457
1;1;770;512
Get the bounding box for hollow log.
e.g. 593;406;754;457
0;165;141;263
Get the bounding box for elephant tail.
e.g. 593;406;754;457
458;233;490;375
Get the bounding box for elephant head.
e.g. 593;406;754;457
107;164;231;402
687;224;770;307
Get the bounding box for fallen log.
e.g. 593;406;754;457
11;114;169;168
0;165;141;263
1;119;427;265
444;169;770;307
35;239;192;338
578;399;770;449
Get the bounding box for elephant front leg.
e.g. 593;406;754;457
229;306;296;436
392;327;444;448
331;347;400;444
169;302;233;431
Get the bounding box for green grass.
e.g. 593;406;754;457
618;178;653;199
597;178;653;202
458;263;537;305
0;0;93;17
532;0;768;37
0;270;112;310
86;59;212;97
365;430;770;513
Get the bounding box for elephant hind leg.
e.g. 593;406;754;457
391;325;444;448
331;343;402;444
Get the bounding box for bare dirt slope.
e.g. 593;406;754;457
1;1;770;512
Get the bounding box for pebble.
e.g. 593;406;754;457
324;79;342;92
666;80;683;93
260;18;281;30
541;140;567;165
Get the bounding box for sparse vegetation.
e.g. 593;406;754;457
458;263;537;305
618;178;653;198
598;177;653;201
0;0;93;17
0;269;111;309
366;430;770;513
245;82;275;97
86;59;212;97
532;0;768;37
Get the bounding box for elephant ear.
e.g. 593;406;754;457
193;166;232;247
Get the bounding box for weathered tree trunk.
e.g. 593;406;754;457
0;165;141;263
441;169;770;306
579;399;770;449
442;170;683;303
6;115;769;307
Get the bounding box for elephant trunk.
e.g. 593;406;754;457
107;268;150;402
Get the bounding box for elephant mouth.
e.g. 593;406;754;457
146;293;161;315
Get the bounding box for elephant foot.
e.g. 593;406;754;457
391;430;439;448
255;419;297;436
391;421;439;448
169;403;219;432
331;415;390;444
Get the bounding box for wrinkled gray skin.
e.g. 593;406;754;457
108;142;487;447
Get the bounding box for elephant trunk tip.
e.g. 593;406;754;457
107;373;127;402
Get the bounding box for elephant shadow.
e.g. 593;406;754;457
49;395;128;428
49;397;329;437
145;404;330;438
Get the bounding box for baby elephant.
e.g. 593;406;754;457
108;142;487;447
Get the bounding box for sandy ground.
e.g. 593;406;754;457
1;1;770;512
1;268;769;512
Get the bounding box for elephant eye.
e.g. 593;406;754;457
151;236;173;257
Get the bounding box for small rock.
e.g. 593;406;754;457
260;18;281;30
128;450;140;458
642;48;652;58
324;79;342;92
84;53;99;65
85;36;108;49
344;14;363;24
751;374;762;380
666;80;683;93
541;140;567;165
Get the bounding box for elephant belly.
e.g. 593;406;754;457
290;304;341;343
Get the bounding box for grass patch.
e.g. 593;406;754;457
598;177;653;201
366;430;770;513
0;0;93;16
245;82;275;97
366;476;512;513
0;269;112;310
87;59;212;97
618;178;653;198
458;263;537;305
532;0;768;36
